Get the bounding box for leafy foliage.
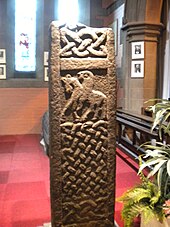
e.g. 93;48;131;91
118;99;170;226
117;173;165;227
145;99;170;139
139;142;170;193
139;99;170;198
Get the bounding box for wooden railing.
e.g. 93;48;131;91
116;109;159;164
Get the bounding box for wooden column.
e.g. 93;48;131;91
49;22;116;227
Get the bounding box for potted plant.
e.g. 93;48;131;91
117;99;170;226
139;99;170;199
117;171;169;227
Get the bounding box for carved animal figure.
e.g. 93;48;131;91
61;70;106;121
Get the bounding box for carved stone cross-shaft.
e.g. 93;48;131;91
49;22;117;227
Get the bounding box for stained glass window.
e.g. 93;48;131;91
15;0;36;72
58;0;79;25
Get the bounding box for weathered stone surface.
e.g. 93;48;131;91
49;22;116;227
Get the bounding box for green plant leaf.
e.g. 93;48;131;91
122;203;140;227
151;110;165;131
164;121;170;135
120;98;170;225
117;172;166;226
150;192;161;205
138;158;166;174
167;159;170;177
157;168;164;190
147;160;167;178
163;111;170;122
142;142;169;152
143;149;168;158
117;187;152;204
141;209;155;225
146;99;170;139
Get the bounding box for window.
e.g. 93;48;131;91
15;0;36;72
58;0;79;25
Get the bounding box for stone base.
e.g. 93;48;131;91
38;221;119;227
37;222;51;227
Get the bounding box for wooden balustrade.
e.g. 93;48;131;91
116;109;159;165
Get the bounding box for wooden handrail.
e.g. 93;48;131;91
117;109;153;123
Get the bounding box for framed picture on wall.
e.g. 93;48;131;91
132;41;144;59
131;60;144;78
44;67;49;81
44;51;49;66
0;65;6;79
0;49;6;63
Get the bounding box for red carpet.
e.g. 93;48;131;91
0;135;50;227
115;149;141;227
0;134;140;227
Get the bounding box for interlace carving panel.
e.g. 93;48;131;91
60;25;107;58
49;22;116;227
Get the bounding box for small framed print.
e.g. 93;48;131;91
44;67;49;81
0;49;6;63
44;51;49;66
131;60;144;78
132;41;144;59
0;65;6;79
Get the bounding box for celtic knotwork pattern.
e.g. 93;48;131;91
59;25;107;58
61;120;108;224
49;21;116;227
60;69;109;224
